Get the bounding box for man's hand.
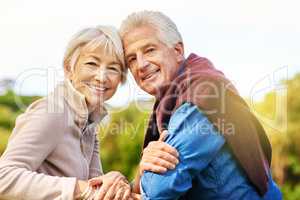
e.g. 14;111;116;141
89;171;131;200
140;130;179;174
129;193;141;200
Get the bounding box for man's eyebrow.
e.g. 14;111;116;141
125;52;136;60
125;44;156;59
143;44;155;49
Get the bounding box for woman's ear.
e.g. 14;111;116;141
64;62;73;80
173;42;185;63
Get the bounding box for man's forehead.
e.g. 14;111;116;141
124;38;156;54
123;26;158;51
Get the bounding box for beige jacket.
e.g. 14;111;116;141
0;80;107;200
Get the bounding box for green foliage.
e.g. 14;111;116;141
0;127;10;154
0;90;39;112
289;155;300;176
0;91;40;154
253;72;300;199
99;105;151;180
0;105;17;129
281;184;300;200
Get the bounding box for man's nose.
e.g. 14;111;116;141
137;54;149;70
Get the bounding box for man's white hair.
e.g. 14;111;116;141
119;10;183;47
63;25;126;82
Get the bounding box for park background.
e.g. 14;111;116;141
1;0;300;199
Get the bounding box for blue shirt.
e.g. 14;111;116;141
141;102;282;200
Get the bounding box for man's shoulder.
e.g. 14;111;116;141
168;102;207;132
167;102;224;148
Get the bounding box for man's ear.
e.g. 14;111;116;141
173;42;185;63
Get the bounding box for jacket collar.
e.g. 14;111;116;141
62;79;107;129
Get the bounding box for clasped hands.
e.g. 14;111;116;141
86;130;179;200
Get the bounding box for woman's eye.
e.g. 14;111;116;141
85;62;97;66
108;65;121;73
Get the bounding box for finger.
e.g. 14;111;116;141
144;149;179;164
95;184;110;200
114;186;125;200
140;162;167;174
145;141;179;158
114;182;130;200
130;193;142;200
103;177;124;200
145;142;179;158
157;142;179;157
143;156;176;170
89;177;103;187
159;130;168;141
122;186;131;200
95;181;114;200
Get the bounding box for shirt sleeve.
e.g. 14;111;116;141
88;133;103;178
141;102;225;200
0;102;76;200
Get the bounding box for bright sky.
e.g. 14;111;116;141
0;0;299;106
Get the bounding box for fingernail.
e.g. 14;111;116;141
175;159;179;164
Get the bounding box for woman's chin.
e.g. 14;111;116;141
86;98;104;110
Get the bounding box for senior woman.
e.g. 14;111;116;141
0;26;132;200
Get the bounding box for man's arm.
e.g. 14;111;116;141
140;103;225;200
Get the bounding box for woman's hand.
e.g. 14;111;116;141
89;171;131;200
139;130;179;175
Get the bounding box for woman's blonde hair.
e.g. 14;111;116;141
63;25;126;82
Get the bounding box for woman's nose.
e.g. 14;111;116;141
94;68;107;83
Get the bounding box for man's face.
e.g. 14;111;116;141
123;26;183;95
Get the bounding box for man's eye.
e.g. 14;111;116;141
127;57;136;64
146;47;155;53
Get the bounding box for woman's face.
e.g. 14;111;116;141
67;46;122;110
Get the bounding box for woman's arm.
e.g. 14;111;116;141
0;104;78;200
88;133;103;178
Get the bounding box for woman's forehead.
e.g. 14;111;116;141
80;46;120;63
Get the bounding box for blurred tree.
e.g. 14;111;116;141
253;73;300;199
0;78;15;95
99;104;151;180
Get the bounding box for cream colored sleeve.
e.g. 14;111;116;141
0;104;76;200
88;133;103;179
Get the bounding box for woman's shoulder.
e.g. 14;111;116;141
16;95;67;128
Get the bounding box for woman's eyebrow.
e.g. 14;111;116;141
85;55;101;62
